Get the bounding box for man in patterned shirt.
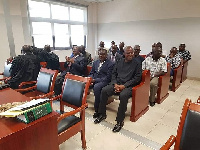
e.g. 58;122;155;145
166;47;181;76
142;47;167;106
178;43;191;63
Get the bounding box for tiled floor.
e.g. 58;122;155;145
53;79;200;150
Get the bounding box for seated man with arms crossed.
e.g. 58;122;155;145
142;46;167;107
94;46;142;132
89;49;114;118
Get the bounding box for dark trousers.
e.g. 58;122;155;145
98;84;132;122
93;82;108;112
54;75;65;95
170;68;174;76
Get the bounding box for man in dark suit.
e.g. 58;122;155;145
134;45;144;63
108;45;122;63
54;46;87;95
94;46;142;132
89;49;114;118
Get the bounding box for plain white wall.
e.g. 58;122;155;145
97;0;200;79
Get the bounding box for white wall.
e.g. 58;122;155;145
97;0;200;79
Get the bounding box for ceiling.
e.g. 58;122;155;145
82;0;113;3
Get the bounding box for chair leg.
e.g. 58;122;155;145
81;129;86;149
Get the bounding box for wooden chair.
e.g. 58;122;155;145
15;68;58;99
181;61;188;83
0;62;12;82
171;60;183;92
160;99;200;150
140;54;146;59
40;62;47;68
107;70;150;122
156;63;171;104
51;73;92;149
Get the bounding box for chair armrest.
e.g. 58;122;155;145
160;135;176;150
15;85;37;92
30;91;55;100
0;77;7;81
18;81;37;89
51;95;62;101
57;103;88;123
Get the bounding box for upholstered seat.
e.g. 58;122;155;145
161;99;200;150
58;116;81;134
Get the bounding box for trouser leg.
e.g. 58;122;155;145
93;82;108;112
116;87;132;122
54;76;65;95
98;84;115;115
149;77;159;103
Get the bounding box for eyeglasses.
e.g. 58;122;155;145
134;49;141;51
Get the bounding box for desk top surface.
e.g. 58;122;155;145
0;88;30;105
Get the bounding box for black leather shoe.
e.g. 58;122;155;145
94;114;106;124
93;112;99;118
150;102;155;107
112;122;124;132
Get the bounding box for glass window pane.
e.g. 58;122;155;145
54;23;68;35
29;0;50;18
55;35;70;47
71;25;84;45
70;7;84;22
51;4;69;20
33;35;53;48
32;22;52;35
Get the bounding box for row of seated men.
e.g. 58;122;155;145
54;42;191;133
4;42;191;133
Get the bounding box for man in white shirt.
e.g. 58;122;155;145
142;46;167;106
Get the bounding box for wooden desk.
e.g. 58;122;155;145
0;88;59;150
0;88;30;105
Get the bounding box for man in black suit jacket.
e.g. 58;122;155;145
54;46;87;95
89;49;114;117
94;46;142;132
108;45;122;63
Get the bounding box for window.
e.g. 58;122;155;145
28;0;87;49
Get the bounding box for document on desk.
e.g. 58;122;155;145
0;98;49;117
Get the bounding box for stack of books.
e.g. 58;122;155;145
0;99;52;124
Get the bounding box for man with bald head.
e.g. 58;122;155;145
94;46;142;132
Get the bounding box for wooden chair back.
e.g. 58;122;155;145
156;63;171;104
161;99;200;150
172;59;183;92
